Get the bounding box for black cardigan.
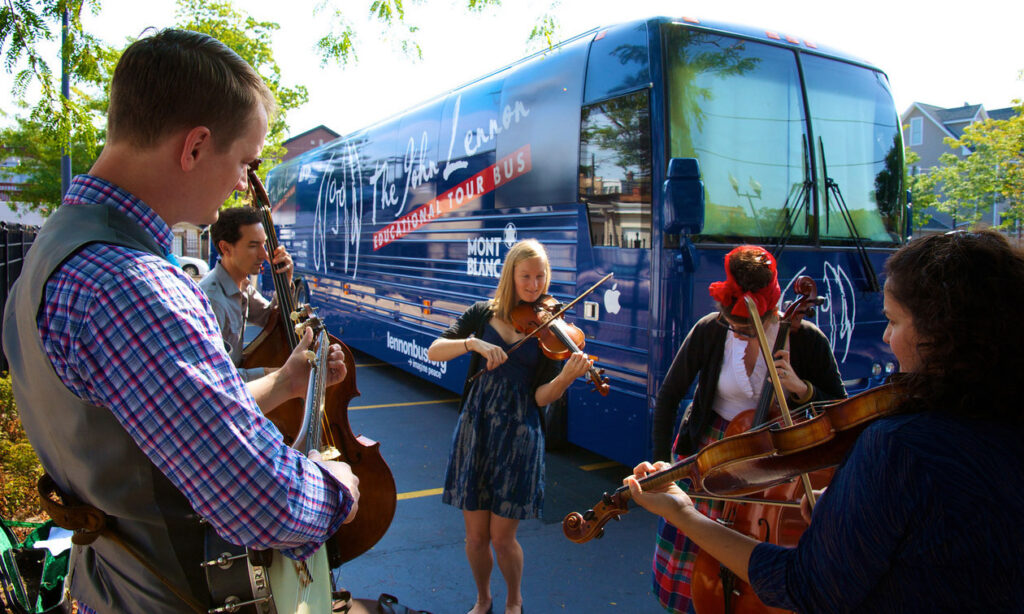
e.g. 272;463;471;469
440;300;561;414
651;312;847;461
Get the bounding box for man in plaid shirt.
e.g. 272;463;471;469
3;29;359;613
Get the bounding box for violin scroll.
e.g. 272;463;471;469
562;490;630;543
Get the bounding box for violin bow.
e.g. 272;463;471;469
744;296;818;509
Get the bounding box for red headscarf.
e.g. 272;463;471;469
708;245;781;318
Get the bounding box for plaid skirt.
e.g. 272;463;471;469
652;413;730;614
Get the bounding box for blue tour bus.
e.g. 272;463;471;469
265;15;906;467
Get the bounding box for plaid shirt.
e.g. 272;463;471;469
38;176;352;609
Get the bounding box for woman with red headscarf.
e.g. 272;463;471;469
648;245;846;614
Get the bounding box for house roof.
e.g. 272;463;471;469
903;101;1018;144
987;106;1019;121
903;103;959;141
932;104;984;138
283;124;339;146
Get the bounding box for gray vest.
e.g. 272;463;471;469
2;203;210;613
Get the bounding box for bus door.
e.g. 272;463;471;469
570;22;654;466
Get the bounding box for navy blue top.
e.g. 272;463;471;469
748;411;1024;612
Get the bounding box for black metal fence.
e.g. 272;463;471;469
1;223;39;372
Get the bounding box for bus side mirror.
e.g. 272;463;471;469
663;158;704;235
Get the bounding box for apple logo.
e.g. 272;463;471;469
604;283;621;315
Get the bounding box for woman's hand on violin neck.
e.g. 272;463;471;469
562;351;593;380
534;352;592;406
625;461;696;523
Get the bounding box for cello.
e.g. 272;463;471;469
691;277;831;614
240;161;396;566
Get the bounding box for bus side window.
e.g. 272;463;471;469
579;90;653;249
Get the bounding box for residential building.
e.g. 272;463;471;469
901;102;1019;234
281;125;339;162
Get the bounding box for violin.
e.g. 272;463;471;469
509;295;610;395
240;161;396;566
692;277;827;614
562;378;902;544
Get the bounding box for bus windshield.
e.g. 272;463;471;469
802;55;904;245
663;25;903;246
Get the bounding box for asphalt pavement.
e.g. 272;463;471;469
331;351;668;614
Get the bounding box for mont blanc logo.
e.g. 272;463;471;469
503;223;517;248
603;283;622;315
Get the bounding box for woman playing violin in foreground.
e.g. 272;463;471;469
630;230;1024;612
650;245;846;613
427;239;591;614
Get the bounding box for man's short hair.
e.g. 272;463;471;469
210;207;264;255
107;29;276;151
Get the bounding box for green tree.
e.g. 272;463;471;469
3;0;560;215
926;103;1023;233
314;0;508;65
1;0;312;213
904;148;937;231
1;110;103;215
1;0;110;152
173;0;309;194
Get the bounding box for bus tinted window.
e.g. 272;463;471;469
579;90;653;248
664;27;809;243
802;55;903;245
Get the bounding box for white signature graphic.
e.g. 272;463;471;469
303;94;532;277
782;263;856;363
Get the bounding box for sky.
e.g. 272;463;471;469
1;0;1022;141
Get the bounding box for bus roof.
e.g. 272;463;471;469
280;14;887;164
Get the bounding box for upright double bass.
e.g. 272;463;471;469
241;161;396;566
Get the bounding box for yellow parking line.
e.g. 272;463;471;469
580;460;623;472
397;488;443;501
349;398;460;410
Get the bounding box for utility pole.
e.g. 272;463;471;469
60;8;71;197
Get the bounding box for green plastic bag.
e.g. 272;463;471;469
0;519;70;614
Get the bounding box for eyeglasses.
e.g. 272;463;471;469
715;313;755;337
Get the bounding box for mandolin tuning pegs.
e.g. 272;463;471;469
596;529;605;539
583;509;596;521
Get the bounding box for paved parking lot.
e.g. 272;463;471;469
333;351;667;613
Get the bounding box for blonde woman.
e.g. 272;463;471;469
428;239;591;614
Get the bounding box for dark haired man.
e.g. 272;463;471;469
3;30;358;613
201;206;293;382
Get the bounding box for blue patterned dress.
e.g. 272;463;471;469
442;325;545;519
